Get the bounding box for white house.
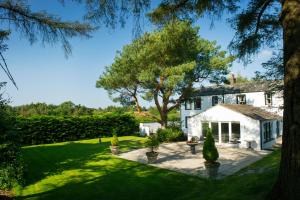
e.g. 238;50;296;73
181;80;283;150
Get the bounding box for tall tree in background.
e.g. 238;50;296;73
0;0;94;87
97;20;233;127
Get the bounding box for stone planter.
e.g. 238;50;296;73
204;161;221;179
146;151;159;163
110;145;119;155
187;142;198;154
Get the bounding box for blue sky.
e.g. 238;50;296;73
0;0;273;108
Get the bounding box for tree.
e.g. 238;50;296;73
97;20;233;127
96;38;146;113
0;0;94;87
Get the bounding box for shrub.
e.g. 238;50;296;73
0;105;24;190
157;126;185;142
146;134;160;152
15;113;138;145
202;128;219;162
111;133;119;146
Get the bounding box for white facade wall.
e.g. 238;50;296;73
139;122;161;136
188;105;262;150
181;91;283;133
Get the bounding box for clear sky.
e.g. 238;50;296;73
0;0;273;108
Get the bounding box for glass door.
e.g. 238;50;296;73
221;123;229;143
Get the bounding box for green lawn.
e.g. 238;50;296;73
15;136;280;200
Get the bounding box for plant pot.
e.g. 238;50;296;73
110;145;119;155
204;161;220;179
146;151;159;163
187;143;198;154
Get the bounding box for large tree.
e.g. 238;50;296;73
97;20;233;127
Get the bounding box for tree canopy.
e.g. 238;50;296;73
97;20;234;126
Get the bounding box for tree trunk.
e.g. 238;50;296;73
268;0;300;199
160;112;168;129
133;95;142;113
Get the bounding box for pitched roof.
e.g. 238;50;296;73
192;81;282;97
220;104;282;121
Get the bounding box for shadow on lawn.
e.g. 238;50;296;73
21;139;146;186
18;159;213;200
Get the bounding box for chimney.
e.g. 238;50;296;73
229;74;236;85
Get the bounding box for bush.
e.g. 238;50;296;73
146;134;160;152
0;105;24;190
156;126;185;143
111;133;119;146
202;128;219;162
15;113;138;145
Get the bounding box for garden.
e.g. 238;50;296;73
0;109;281;200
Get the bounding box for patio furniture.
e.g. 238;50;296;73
187;136;200;154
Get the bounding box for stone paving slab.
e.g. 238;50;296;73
118;142;271;179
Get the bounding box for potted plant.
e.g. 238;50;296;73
202;128;220;178
110;133;119;155
145;134;160;163
186;136;199;154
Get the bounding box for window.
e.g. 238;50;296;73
265;93;273;106
263;122;273;143
231;123;241;141
236;94;246;104
185;116;190;128
211;122;219;142
221;123;229;143
212;96;219;106
194;98;201;110
185;100;192;110
276;121;280;138
202;122;209;138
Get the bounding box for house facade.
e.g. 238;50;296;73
181;81;283;150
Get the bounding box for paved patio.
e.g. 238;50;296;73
118;142;271;179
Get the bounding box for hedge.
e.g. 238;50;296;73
15;113;138;145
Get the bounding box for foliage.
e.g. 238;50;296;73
202;128;219;162
156;126;185;143
253;51;284;81
145;134;160;152
0;83;24;190
97;20;233;126
15;113;138;145
15;136;280;200
111;133;119;146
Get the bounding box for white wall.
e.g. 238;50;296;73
139;122;161;136
188;105;262;150
181;91;283;133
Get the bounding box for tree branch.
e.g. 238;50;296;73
254;0;273;35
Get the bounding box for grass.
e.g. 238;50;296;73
14;136;280;200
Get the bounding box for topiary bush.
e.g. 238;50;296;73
146;134;160;152
202;128;219;163
111;132;119;146
156;125;185;143
15;113;138;145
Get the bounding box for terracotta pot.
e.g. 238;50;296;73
204;161;221;178
146;151;159;163
110;145;119;155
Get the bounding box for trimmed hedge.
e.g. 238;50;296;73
16;113;138;145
